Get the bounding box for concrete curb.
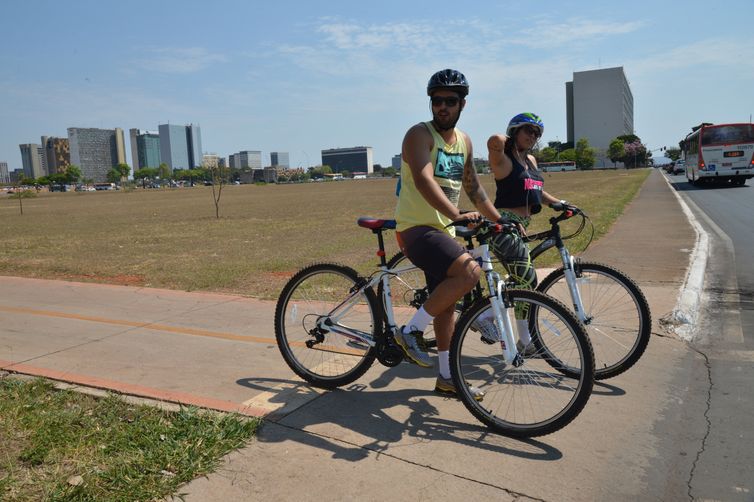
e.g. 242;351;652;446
661;174;708;341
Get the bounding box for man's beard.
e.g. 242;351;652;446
432;109;461;131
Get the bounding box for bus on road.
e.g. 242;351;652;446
681;123;754;185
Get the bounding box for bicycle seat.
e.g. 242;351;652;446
357;217;397;230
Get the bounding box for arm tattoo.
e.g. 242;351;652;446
463;163;489;205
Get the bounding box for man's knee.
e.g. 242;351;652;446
452;254;481;291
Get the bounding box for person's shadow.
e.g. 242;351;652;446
237;363;563;462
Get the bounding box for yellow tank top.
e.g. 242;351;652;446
395;122;467;235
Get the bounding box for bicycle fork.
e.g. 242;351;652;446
472;244;521;365
559;247;588;324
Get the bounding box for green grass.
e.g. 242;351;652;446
0;169;650;299
0;377;260;502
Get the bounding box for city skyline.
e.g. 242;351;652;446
2;0;754;171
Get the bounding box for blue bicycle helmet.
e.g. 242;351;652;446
506;112;544;136
427;69;469;97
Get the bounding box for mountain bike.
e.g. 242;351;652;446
275;217;594;438
385;206;651;380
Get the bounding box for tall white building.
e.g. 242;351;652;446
566;66;634;164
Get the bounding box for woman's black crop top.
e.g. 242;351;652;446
493;154;544;214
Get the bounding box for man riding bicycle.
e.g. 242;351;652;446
394;69;504;399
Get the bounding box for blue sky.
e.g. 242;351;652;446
2;0;754;170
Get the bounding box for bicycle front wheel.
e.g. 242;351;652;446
537;262;651;380
274;263;379;389
451;291;594;438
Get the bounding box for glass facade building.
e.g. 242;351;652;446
321;146;373;174
158;124;202;170
270;151;289;168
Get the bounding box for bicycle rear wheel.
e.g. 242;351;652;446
451;291;594;438
536;262;651;380
275;263;379;389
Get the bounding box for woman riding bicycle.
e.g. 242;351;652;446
481;113;578;345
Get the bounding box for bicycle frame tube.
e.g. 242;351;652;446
470;243;519;363
317;274;383;346
528;221;588;323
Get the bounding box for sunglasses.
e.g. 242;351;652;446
430;96;460;107
520;125;542;138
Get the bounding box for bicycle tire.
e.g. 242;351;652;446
536;262;651;380
275;263;379;389
451;291;594;438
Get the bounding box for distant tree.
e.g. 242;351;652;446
114;163;130;187
535;146;559;163
559;149;577;163
134;168;157;188
158;163;172;180
106;169;121;184
616;134;640;144
63;165;81;184
382;167;397;177
575;138;596;169
206;162;229;219
666;147;682;161
608;139;626;167
623;141;648;168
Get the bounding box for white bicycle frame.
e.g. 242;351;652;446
313;241;523;364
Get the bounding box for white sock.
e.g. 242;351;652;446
516;319;531;345
438;350;451;379
404;306;434;334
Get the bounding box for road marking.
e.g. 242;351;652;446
0;305;275;344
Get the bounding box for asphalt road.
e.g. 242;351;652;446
666;172;754;500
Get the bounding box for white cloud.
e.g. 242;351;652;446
518;18;646;49
133;47;227;74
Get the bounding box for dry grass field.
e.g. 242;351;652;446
0;169;649;299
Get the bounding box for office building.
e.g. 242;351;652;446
129;129;161;171
0;162;9;184
43;137;70;175
158;123;202;170
19;143;47;179
229;150;262;169
202;153;220;169
270;151;289;168
321;146;373;174
391;154;401;170
566;66;634;161
68;127;126;183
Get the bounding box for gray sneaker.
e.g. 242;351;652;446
516;339;539;357
472;318;501;345
395;326;433;368
434;374;485;401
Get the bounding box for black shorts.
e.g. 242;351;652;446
398;226;466;293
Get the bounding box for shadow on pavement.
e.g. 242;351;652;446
237;365;565;462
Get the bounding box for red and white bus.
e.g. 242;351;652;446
681;122;754;185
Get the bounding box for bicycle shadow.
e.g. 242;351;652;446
591;380;627;397
236;364;564;463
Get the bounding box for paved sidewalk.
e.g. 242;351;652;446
0;169;705;501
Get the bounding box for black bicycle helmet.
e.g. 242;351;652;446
427;69;469;97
